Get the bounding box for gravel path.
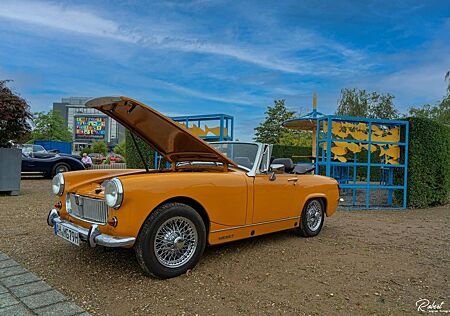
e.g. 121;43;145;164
0;179;449;315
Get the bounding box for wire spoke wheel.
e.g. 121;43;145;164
306;200;323;232
154;216;198;268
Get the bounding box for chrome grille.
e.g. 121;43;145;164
67;193;108;224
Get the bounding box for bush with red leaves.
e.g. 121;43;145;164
0;80;32;146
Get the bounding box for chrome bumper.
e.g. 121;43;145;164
47;209;135;248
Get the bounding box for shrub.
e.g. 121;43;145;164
113;140;126;158
125;130;154;169
403;117;450;208
272;145;312;163
90;140;107;156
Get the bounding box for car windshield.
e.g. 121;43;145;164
21;144;48;155
211;143;258;170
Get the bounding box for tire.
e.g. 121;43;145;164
52;162;70;177
296;199;325;237
135;202;206;279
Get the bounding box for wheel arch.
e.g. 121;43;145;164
143;196;210;234
303;194;328;216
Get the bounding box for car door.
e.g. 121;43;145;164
251;144;301;223
252;173;300;223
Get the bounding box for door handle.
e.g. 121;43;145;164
288;178;298;183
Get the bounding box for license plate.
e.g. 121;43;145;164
55;223;80;246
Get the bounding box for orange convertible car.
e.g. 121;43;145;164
47;96;340;278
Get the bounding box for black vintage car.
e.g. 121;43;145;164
21;144;85;178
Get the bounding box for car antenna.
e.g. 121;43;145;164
130;132;149;172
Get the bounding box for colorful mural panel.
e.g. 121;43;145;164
74;116;107;140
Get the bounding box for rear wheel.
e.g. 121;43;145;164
297;199;324;237
52;162;70;177
135;202;206;279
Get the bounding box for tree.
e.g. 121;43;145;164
408;72;450;125
113;139;126;157
32;110;72;142
336;88;399;119
408;99;450;125
445;70;450;95
90;140;107;156
279;131;312;147
0;80;32;146
254;99;297;144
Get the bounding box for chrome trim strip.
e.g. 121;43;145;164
47;209;135;247
210;216;300;233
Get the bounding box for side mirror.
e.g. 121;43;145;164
269;163;285;181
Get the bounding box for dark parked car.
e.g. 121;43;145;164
20;145;85;178
21;144;81;161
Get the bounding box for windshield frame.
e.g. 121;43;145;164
210;141;267;176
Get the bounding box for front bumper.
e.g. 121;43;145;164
47;209;135;248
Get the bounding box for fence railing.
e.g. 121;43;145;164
90;163;127;169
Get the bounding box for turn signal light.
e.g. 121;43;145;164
107;217;118;227
54;201;62;209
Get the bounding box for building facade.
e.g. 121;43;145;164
53;97;125;152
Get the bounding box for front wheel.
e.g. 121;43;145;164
135;203;206;279
296;199;325;237
52;162;70;177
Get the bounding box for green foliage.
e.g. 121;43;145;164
408;98;450;125
403;117;450;208
125;130;154;169
336;88;399;119
0;80;32;145
90;140;107;156
32;110;72;142
279;131;312;147
113;139;126;158
446;70;450;95
272;145;312;163
254;99;308;145
407;71;450;126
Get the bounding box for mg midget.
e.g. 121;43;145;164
47;96;339;279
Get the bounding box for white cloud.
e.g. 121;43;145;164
0;1;135;42
0;0;365;76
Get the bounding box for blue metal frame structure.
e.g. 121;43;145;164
315;115;409;209
154;114;234;167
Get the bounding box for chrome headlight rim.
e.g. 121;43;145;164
51;173;65;196
105;177;123;209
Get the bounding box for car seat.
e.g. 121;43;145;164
272;158;294;173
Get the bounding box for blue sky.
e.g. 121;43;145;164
0;0;449;140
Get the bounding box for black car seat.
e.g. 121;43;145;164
234;157;252;169
272;158;294;173
292;163;315;174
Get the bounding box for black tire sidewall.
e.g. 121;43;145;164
52;162;70;177
136;203;206;279
299;199;325;237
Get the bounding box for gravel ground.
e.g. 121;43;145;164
0;179;449;315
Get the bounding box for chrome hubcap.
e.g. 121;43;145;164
57;166;68;173
154;217;198;268
306;200;323;232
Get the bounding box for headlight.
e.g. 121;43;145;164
104;178;123;209
51;173;65;196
